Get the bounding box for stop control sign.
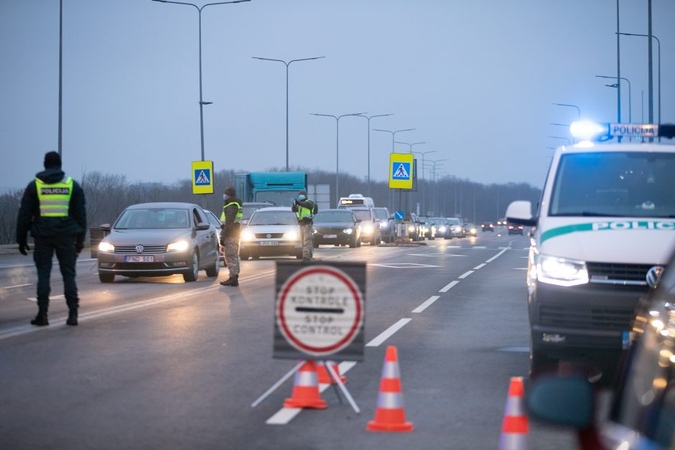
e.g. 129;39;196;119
274;262;365;360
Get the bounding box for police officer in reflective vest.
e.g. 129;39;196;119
16;151;87;326
219;186;243;287
291;190;317;262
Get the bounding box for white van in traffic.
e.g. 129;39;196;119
506;121;675;378
337;194;375;209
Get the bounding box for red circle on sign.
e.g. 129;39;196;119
277;266;363;356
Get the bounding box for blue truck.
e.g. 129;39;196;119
234;172;307;208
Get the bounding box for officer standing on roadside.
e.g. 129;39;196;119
291;190;317;262
220;186;243;287
16;151;87;326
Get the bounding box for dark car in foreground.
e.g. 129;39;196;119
96;202;221;283
525;252;674;450
312;209;361;248
373;207;395;243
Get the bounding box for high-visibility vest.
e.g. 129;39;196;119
221;200;243;223
297;200;315;220
36;177;73;217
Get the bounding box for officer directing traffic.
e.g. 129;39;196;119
16;151;87;326
291;190;317;262
220;186;243;287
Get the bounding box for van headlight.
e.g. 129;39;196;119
536;255;589;287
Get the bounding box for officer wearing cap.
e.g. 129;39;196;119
220;186;243;286
16;151;87;326
291;190;317;262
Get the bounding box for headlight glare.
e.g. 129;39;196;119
98;242;115;252
537;255;589;286
167;240;190;252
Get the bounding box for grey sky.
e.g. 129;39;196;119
1;0;673;192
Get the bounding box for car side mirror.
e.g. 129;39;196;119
525;371;595;429
196;222;210;231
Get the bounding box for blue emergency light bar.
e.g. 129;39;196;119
570;121;675;141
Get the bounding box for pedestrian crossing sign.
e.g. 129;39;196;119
192;160;214;194
389;153;414;189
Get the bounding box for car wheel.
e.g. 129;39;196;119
239;251;249;261
99;273;114;283
205;254;220;277
296;253;303;260
349;237;357;248
183;252;199;282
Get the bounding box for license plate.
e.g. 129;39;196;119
323;234;337;239
124;255;154;262
260;241;278;246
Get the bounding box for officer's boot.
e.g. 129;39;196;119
220;275;239;287
30;307;49;326
67;309;78;326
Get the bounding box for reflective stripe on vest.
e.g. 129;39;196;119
36;177;73;217
221;200;243;222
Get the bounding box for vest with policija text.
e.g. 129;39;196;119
35;177;73;217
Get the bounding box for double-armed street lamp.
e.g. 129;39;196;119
354;114;393;196
597;74;632;125
152;0;250;161
311;112;366;207
548;136;571;145
413;150;436;215
252;56;325;171
373;128;415;153
618;32;661;127
552;103;581;121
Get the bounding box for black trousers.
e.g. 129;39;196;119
33;236;79;311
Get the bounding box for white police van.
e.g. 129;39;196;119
506;121;675;377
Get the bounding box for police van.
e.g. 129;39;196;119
337;194;375;209
506;121;675;377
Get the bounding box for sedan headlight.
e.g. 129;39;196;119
98;241;115;253
362;224;374;235
536;254;589;287
167;240;190;252
283;230;299;240
240;229;255;241
407;225;416;232
342;228;354;235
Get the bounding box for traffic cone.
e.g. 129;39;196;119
317;361;347;385
366;345;413;432
498;376;528;450
284;360;327;409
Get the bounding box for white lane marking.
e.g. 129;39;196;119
266;361;358;425
439;280;459;293
472;246;486;249
458;270;474;279
412;296;440;313
486;247;509;263
516;268;527;270
366;318;411;347
473;263;486;270
369;263;440;268
27;294;65;302
4;283;32;289
408;253;466;257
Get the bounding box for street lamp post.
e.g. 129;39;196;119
152;0;250;161
548;136;571;145
413;150;435;215
618;32;661;127
552;103;581;121
373;128;415;153
354;114;393;196
424;159;447;215
252;56;325;171
597;74;632;124
311;112;366;207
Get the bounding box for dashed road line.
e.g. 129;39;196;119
366;318;412;347
412;296;440;313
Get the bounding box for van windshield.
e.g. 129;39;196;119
550;152;675;218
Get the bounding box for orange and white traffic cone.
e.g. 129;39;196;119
284;360;327;409
498;376;528;450
366;345;413;432
317;361;347;385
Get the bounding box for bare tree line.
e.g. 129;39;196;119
0;167;540;245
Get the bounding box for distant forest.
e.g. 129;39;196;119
0;167;541;245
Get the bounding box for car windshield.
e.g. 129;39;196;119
352;210;373;221
115;208;190;229
430;218;445;225
550;151;675;218
242;205;269;220
314;211;354;222
248;210;297;226
373;209;388;220
447;218;460;225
